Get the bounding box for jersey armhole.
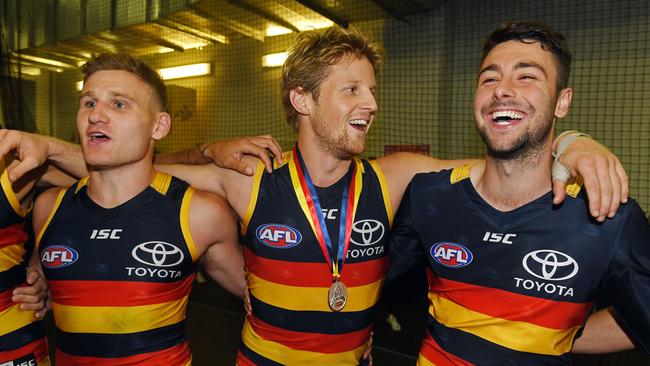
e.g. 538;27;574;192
369;160;394;227
0;169;29;218
35;188;67;251
240;160;265;235
180;187;199;263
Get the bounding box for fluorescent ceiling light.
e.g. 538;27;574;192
76;81;83;91
295;20;334;31
11;65;41;76
158;63;210;80
16;54;75;69
266;25;292;37
262;52;288;68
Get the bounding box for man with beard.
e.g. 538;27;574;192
0;27;630;365
389;21;650;365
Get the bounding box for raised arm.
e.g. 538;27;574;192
189;189;246;298
0;129;87;182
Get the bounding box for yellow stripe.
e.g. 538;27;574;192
368;160;393;226
1;169;28;217
0;302;37;336
288;151;317;237
241;320;366;365
35;188;67;250
241;161;265;235
450;164;472;184
151;171;172;195
565;175;584;198
74;177;89;194
416;355;436;366
428;292;579;355
0;243;26;271
273;150;292;169
52;296;188;334
180;187;198;262
248;272;382;312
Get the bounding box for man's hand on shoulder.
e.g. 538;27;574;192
551;132;628;221
198;135;284;175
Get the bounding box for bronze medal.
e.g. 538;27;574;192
328;280;348;312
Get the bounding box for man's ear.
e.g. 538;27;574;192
290;87;310;115
152;112;171;141
555;87;573;118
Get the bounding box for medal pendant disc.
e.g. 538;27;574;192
328;280;348;312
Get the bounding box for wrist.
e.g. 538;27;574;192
552;130;591;159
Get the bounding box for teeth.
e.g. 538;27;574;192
349;119;368;126
492;110;524;120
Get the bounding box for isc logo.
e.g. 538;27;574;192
41;245;79;269
90;229;122;239
430;242;473;268
256;224;302;249
483;231;516;244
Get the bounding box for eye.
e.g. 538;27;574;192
519;74;537;80
113;100;127;109
82;100;95;108
345;86;357;93
480;77;497;85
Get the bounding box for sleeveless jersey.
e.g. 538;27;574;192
36;173;199;365
389;165;650;365
238;151;392;365
0;169;50;366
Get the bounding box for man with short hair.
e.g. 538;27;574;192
389;21;650;365
30;53;247;365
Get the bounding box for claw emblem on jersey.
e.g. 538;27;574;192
256;224;302;248
41;245;79;269
431;242;473;268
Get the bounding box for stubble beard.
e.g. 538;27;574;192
477;100;556;167
313;118;364;160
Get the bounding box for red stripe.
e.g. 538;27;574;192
56;340;190;365
49;274;195;306
248;315;371;353
236;351;256;366
427;271;592;329
419;331;474;366
245;246;387;287
0;288;14;312
0;223;27;248
0;337;49;363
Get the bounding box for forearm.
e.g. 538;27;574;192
154;144;209;165
46;137;88;178
573;307;635;353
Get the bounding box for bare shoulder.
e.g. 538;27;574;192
33;186;66;232
188;188;238;254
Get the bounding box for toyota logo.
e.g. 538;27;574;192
522;249;578;281
132;241;184;267
350;219;385;246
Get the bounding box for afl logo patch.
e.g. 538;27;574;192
132;241;184;267
256;224;302;249
41;245;79;269
431;242;473;268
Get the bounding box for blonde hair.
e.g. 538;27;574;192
281;26;383;131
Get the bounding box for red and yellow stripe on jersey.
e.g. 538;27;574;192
238;152;392;365
36;173;197;365
0;167;50;366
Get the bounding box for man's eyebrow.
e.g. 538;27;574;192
478;64;501;76
514;61;547;77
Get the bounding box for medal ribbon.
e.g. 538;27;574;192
288;145;363;278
